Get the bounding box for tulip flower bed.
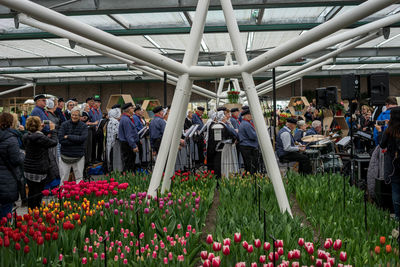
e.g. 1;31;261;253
287;172;399;266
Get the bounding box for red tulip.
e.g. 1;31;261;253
306;245;314;255
200;251;208;260
212;242;221;252
208;253;215;261
24;245;30;254
339;251;347;262
234;233;241;243
212;257;221;267
223;238;231;246
316;259;323;267
327;257;335;265
52;232;59;240
45;233;51;241
298;238;304;247
292;262;299;267
259;255;266;263
251;263;257;267
268;252;279;262
235;263;246;267
242;241;249;249
15;242;21;251
324;240;331;249
247;244;254;253
323;263;331;267
43;258;48;264
222;245;230;256
206;235;213;244
203;259;211;267
254;239;261;248
42;190;50;196
274;239;283;247
333;239;342;250
288;250;294;260
277;247;284;256
317;250;326;260
263;242;270;251
37;236;44;245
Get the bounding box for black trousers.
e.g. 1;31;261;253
279;151;312;175
240;146;258;174
121;141;136;173
95;131;104;161
26;179;46;210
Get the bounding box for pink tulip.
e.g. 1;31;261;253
323;263;332;267
292;262;299;267
123;259;128;265
163;257;168;264
263;242;271;251
235;263;246;267
251;263;257;267
274;239;283;247
212;242;222;252
82;257;87;264
168;252;173;261
206;234;213;244
298;238;305;247
324;240;332;249
234;233;241;243
242;241;249;249
200;251;208;260
259;255;266;263
101;253;105;260
203;259;211;267
316;259;323;267
247;244;254;253
340;251;347;262
223;238;231;246
293;249;300;259
333;239;342;250
208;253;215;261
328;257;335;265
152;251;157;258
277;247;284;256
222;245;230;256
59;254;63;261
212;257;221;267
254;239;261;248
177;255;184;261
177;224;182;230
268;252;279;262
288;250;294;260
94;253;98;259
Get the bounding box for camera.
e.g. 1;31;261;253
376;120;386;126
43;120;50;125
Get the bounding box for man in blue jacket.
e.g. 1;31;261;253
373;96;398;145
119;103;139;172
230;108;240;131
149;106;166;156
192;106;205;165
238;109;259;174
31;94;50;133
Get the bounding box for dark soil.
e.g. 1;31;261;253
201;189;220;240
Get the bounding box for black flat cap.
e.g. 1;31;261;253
286;117;298;124
34;94;46;101
216;106;227;111
197;106;205;111
242;105;249;110
85;97;94;103
231;107;239;112
58;97;64;102
94;97;101;102
122;102;133;110
241;109;250;116
69;98;77;102
111;104;121;109
134;105;141;112
153;106;163;114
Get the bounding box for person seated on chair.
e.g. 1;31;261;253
276;117;312;175
294;120;307;144
305;120;322;136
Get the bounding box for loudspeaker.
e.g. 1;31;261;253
315;88;326;108
341;74;360;100
368;72;389;106
326;86;338;106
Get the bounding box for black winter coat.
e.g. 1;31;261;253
58;120;88;158
0;128;24;204
23;131;58;175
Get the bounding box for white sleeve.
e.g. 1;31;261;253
281;132;299;152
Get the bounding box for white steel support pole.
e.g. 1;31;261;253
0;0;187;75
150;0;210;196
257;31;382;95
17;14;217;99
220;0;292;215
216;54;231;105
0;83;33;96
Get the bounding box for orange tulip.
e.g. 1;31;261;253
386;244;392;253
380;236;386;245
375;246;380;254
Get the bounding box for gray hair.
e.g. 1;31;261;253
297;120;306;127
311;120;321;128
71;106;82;116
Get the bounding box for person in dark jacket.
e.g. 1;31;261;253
0;113;24;219
54;97;66;123
118;103;139;172
23;116;57;210
58;107;88;184
238;109;259;174
378;107;400;219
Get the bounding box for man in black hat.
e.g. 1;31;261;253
93;97;105;162
149;106;166;156
192;106;205;128
230;107;240;131
133;105;147;167
238;109;258;174
118;103;139;172
239;105;249;122
276;117;311;174
31;94;51;133
55;97;67;123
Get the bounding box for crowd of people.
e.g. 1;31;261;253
0;93;399;220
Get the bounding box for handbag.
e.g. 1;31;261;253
61;154;82;164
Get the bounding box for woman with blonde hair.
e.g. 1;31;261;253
23;116;57;209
